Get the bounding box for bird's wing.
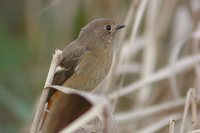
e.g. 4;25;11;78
47;43;88;102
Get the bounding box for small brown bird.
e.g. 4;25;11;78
42;18;125;132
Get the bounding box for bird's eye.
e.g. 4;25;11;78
105;25;112;31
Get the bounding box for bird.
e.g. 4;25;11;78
41;18;125;133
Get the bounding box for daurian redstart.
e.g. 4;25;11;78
42;18;125;132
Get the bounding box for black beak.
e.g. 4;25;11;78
115;25;125;30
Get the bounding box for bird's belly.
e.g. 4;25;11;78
63;52;112;91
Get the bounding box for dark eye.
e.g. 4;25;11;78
105;25;112;31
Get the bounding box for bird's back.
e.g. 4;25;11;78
64;48;113;91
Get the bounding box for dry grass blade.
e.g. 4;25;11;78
50;85;81;95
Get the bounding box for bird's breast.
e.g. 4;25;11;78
63;49;113;91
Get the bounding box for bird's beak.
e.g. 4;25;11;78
115;25;125;30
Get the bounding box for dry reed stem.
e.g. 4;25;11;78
37;103;48;132
120;38;145;65
128;0;149;46
192;36;200;93
138;0;158;106
30;50;63;133
158;0;179;37
169;38;189;99
103;108;109;133
180;88;193;133
116;98;185;124
116;63;141;75
169;119;176;133
117;0;138;47
135;114;181;133
187;129;200;133
191;88;198;129
109;54;200;100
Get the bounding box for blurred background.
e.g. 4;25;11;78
0;0;200;133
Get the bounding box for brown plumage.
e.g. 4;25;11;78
41;18;125;133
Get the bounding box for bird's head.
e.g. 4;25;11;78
78;18;125;49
